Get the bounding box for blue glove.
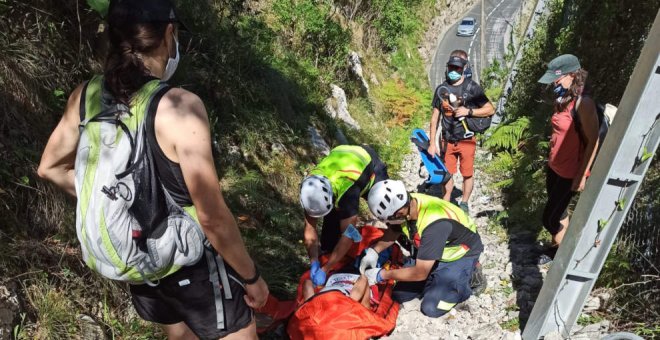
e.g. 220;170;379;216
342;224;362;242
311;264;327;286
311;260;321;275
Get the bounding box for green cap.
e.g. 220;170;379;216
538;54;581;84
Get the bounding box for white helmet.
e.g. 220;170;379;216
300;175;334;218
368;180;409;221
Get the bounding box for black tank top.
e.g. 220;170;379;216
146;100;193;207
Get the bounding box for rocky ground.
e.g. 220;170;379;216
387;145;612;339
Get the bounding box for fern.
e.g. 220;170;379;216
486;152;515;174
484;117;530;151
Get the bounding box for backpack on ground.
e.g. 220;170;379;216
571;95;618;156
75;75;205;285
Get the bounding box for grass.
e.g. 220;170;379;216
577;313;605;326
23;277;79;339
500;317;520;331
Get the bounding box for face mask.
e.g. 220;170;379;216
447;70;462;83
553;83;567;98
161;33;180;82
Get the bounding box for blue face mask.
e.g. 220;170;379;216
447;70;462;82
553;83;567;97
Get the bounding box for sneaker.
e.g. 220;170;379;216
537;254;554;265
537;246;558;265
470;262;487;296
459;202;469;215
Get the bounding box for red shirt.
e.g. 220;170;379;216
548;100;585;179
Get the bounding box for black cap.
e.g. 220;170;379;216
108;0;188;30
447;55;467;68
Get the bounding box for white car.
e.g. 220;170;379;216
457;17;477;36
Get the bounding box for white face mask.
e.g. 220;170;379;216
161;32;179;81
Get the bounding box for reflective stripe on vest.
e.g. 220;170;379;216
310;145;373;207
402;193;477;262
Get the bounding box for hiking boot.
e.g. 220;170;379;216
470;262;487;296
537;246;558;265
459;202;470;215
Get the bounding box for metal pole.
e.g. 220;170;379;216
522;10;660;339
481;0;486;77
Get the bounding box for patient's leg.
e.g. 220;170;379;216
350;275;372;308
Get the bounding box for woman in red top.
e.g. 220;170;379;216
537;55;599;262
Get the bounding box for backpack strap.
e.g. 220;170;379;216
78;81;90;135
116;83;171;179
463;79;474;102
571;96;586;142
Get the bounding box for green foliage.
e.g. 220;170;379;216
577;313;605;326
86;0;109;17
272;0;351;78
370;0;425;50
640;147;653;163
484;117;530;151
481;58;509;102
500;317;520;331
24;278;80;339
634;324;660;338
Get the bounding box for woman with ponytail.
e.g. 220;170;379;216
536;54;600;264
38;0;268;338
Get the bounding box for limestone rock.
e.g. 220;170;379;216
78;314;106;340
324;84;360;130
0;285;19;340
348;51;369;94
501;331;522;340
308;126;329;156
469;323;503;340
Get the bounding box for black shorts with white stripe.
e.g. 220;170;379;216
130;250;253;339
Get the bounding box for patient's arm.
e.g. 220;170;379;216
350;275;372;309
303;279;315;301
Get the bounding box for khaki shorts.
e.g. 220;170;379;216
442;138;476;177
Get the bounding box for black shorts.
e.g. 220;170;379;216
130;250;253;339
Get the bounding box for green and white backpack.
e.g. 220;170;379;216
75;75;205;285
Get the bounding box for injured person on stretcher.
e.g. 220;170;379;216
302;270;376;309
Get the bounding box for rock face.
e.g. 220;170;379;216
0;285;19;340
308;126;330;156
348;51;370;94
324;84;360;130
78;314;106;340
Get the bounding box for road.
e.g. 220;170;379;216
429;0;524;90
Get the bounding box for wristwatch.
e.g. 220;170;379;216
240;266;261;285
468;108;474;117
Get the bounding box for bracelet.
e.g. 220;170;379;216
241;266;261;285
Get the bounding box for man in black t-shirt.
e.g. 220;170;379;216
359;180;484;318
428;50;494;214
